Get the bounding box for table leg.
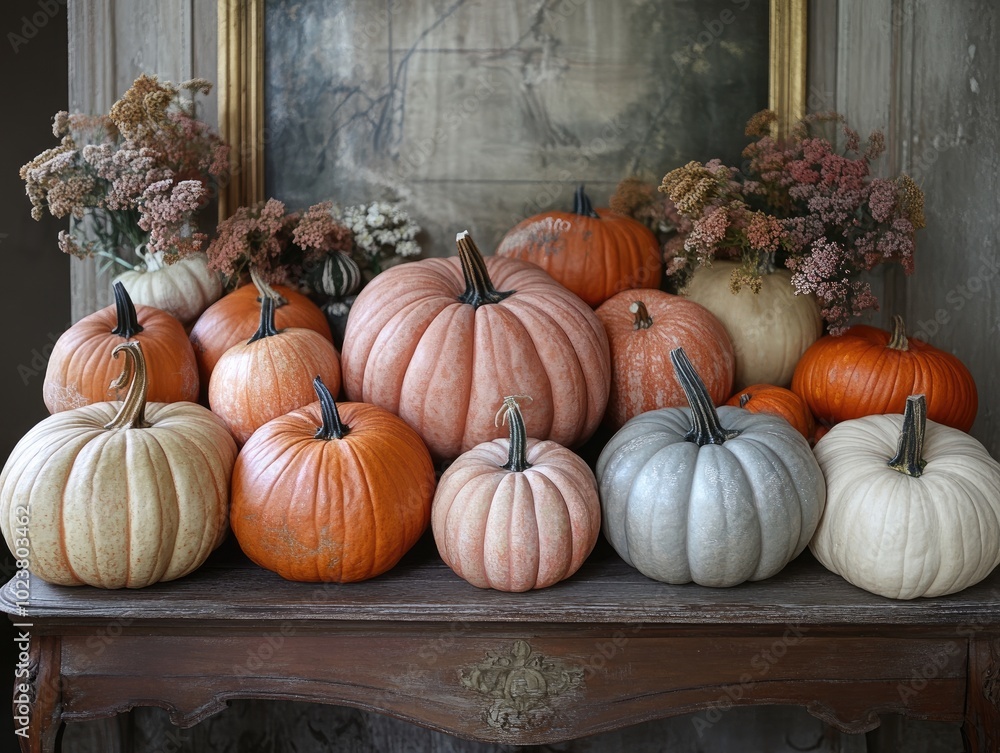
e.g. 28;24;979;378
963;636;1000;753
13;634;61;753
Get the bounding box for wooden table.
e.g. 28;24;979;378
2;537;999;753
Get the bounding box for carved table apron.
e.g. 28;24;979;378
2;540;999;753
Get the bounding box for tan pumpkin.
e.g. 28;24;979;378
114;250;222;326
342;231;611;460
432;395;601;591
596;289;734;430
1;341;236;588
682;260;823;388
209;296;342;445
496;185;661;307
43;281;199;412
231;376;435;582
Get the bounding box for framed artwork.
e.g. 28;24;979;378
218;0;806;253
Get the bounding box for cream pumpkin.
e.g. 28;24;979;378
0;341;237;588
811;395;1000;599
682;260;822;388
114;251;222;325
342;231;610;460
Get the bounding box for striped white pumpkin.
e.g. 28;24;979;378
313;252;362;298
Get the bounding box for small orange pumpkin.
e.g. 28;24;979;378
209;297;342;445
230;377;435;582
596;290;735;430
496;185;661;307
432;395;601;591
43;282;198;412
725;384;815;439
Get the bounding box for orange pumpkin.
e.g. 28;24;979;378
190;281;332;396
230;377;435;582
496;185;661;307
725;384;815;439
596;290;735;430
791;315;978;432
341;231;611;460
43;282;198;412
209;297;342;445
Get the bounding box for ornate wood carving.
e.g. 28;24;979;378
460;640;583;732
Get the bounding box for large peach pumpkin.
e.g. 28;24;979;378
341;231;611;460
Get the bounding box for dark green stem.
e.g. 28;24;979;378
110;281;144;339
456;231;514;308
500;397;531;472
248;296;280;343
313;376;349;440
888;394;927;477
739;393;751;408
670;347;740;446
573;185;599;218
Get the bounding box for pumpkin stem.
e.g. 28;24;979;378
630;301;653;330
110;281;144;339
888;394;928;477
739;393;751;408
313;376;349;440
248;296;281;343
887;314;910;351
250;268;288;308
495;395;533;472
573;184;599;218
671;347;740;446
103;341;150;430
456;231;514;308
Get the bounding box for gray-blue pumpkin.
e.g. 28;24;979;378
596;347;825;587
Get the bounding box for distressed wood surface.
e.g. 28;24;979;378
5;539;1000;627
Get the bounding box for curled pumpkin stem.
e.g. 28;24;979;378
104;341;150;430
495;395;533;473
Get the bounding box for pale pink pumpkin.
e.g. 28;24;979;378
342;231;611;460
595;289;735;430
209;297;342;445
432;396;601;591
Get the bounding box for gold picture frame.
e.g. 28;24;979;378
218;0;807;220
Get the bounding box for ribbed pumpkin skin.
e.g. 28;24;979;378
496;209;661;307
682;261;823;388
726;384;815;439
597;408;825;587
0;401;236;588
43;304;198;412
596;290;734;430
811;413;1000;599
115;252;222;325
432;439;601;591
209;328;341;445
231;401;435;582
791;324;978;431
341;256;611;461
190;284;332;391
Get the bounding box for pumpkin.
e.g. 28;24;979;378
496;185;661;307
209;296;342;445
341;231;611;461
597;347;825;587
230;376;435;582
189;280;332;396
432;395;601;591
1;341;236;588
595;289;735;430
725;384;815;439
114;250;222;326
43;281;199;412
682;260;823;388
791;315;978;432
811;394;1000;599
307;251;362;299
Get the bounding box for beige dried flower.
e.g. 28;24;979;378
897;174;926;230
659;162;719;216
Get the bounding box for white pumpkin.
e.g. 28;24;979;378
811;394;1000;599
115;250;222;325
0;341;237;588
682;260;822;388
596;347;826;587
